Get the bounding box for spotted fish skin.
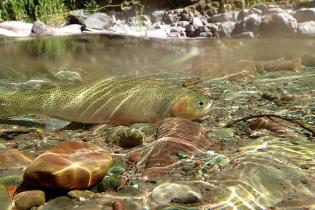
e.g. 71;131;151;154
0;77;212;124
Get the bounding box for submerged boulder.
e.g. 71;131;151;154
23;141;112;190
143;118;212;179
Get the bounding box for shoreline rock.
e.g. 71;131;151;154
1;5;315;39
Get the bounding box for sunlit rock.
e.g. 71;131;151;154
23;141;112;190
261;12;298;36
84;12;113;30
218;21;236;37
143;118;212;179
0;21;32;37
150;183;202;206
295;8;315;22
13;190;45;210
298;21;315;36
233;13;262;35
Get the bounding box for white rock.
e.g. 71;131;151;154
210;11;239;23
219;21;236;37
145;29;168;38
192;17;203;29
54;24;82;36
295;8;315;22
0;21;32;37
150;183;201;206
298;21;315;36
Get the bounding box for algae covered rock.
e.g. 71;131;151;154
24;141;113;190
106;126;144;148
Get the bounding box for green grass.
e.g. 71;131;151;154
0;0;143;25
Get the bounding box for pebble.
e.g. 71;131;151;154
97;175;122;192
67;190;95;201
150;183;202;206
128;153;141;164
39;196;76;210
106;126;144;148
13;190;45;210
107;165;126;176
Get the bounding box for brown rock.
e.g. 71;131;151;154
0;149;32;168
13;190;45;210
127;153;141;165
143;118;211;179
23;141;112;190
112;200;125;210
250;117;287;134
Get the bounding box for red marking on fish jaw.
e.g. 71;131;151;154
171;97;187;117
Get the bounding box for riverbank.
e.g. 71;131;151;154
1;2;315;39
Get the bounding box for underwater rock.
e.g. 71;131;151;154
257;57;302;72
143;118;212;179
0;184;12;210
13;190;45;210
112;200;125;210
37;196;76;210
150;183;202;206
97;175;122;192
52;69;83;82
106;126;144;148
23;141;112;190
0;175;23;187
128;153;141;165
250;117;287;134
67;190;95;201
0;149;32;168
107;165;126;176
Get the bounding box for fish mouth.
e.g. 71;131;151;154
198;102;213;118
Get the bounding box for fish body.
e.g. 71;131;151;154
0;77;213;124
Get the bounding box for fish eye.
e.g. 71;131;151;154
197;101;205;108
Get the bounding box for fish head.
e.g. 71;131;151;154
171;91;213;120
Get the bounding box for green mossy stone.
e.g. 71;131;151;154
97;175;122;192
0;184;12;210
107;165;126;176
0;175;23;186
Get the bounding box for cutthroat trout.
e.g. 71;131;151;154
0;77;213;124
